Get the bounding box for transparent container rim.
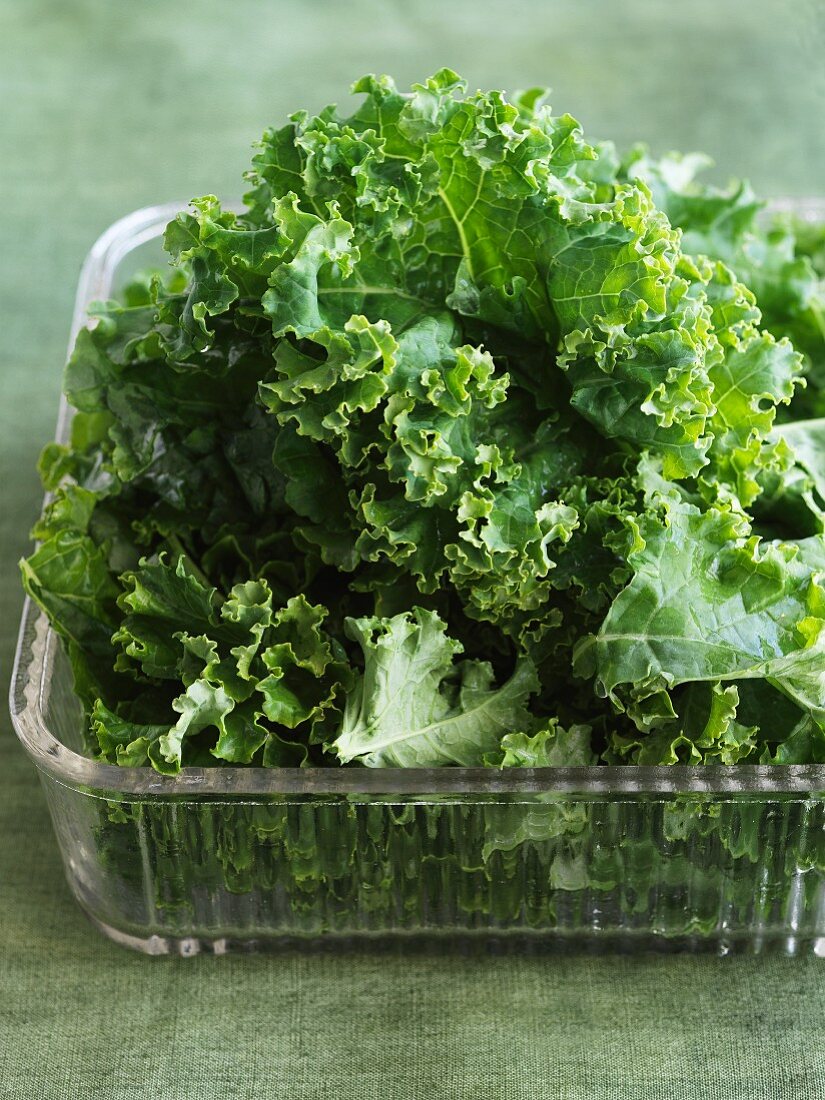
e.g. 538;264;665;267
10;199;825;798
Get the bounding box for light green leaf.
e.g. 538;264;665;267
334;608;538;766
576;493;825;720
496;721;595;767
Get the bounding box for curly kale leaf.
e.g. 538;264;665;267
334;608;538;766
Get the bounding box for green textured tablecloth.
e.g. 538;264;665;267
2;2;824;1096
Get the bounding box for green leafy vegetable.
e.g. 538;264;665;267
495;721;596;768
22;71;825;771
335;608;538;766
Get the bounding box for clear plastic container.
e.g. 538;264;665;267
10;203;825;957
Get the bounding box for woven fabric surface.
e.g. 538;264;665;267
1;2;824;1096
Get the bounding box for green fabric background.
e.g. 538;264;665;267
1;2;824;1096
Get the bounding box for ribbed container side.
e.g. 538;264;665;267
39;775;825;953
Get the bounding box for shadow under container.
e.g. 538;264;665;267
9;203;825;956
